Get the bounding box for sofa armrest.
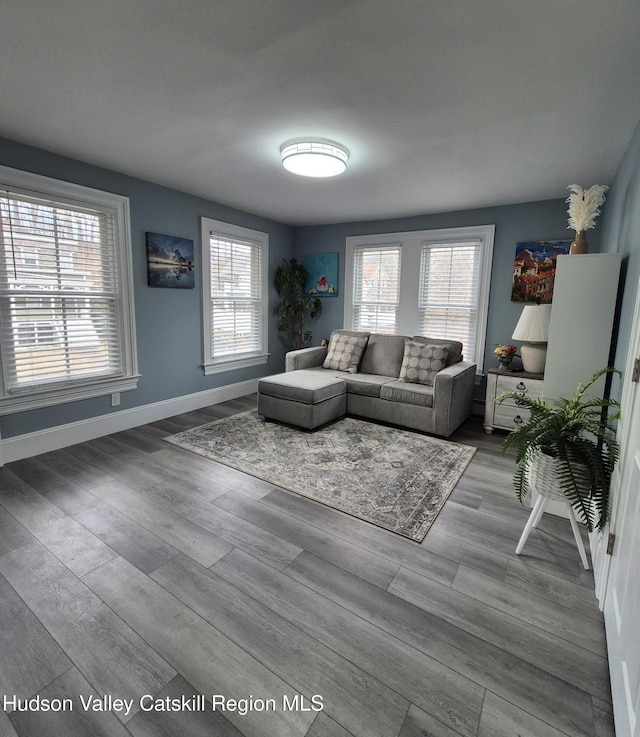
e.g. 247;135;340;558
432;361;476;437
285;346;328;372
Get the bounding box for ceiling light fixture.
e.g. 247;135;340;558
280;138;349;178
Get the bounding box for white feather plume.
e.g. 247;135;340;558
566;184;608;231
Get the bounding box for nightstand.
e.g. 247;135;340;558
484;369;543;434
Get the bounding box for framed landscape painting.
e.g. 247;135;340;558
146;232;195;289
511;240;571;303
303;252;338;297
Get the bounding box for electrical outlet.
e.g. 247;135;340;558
111;393;121;407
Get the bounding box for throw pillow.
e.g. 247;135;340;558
323;332;369;373
398;341;449;385
412;335;463;365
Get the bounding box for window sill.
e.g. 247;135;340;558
0;375;141;416
202;353;270;376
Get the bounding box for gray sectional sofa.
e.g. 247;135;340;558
257;330;476;437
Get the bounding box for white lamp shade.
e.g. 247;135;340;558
512;304;552;343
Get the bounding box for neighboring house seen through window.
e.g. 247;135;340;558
201;217;269;375
0;166;138;414
345;226;494;371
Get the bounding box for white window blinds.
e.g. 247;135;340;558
209;234;263;358
418;240;482;361
352;245;401;334
0;191;123;393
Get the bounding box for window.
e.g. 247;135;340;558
19;248;39;266
15;321;58;349
0;165;138;414
346;226;494;371
418;239;483;364
351;245;401;334
201;218;269;375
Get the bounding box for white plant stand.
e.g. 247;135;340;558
516;493;590;569
515;452;590;570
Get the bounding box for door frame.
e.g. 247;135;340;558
593;275;640;606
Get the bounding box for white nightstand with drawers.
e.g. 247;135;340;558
484;369;544;434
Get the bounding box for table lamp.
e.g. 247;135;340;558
512;304;552;374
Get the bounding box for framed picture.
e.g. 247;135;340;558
511;240;571;303
146;232;195;289
302;252;338;297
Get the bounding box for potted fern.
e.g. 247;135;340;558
497;367;621;531
273;258;322;349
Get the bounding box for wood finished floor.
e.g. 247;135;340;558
0;396;614;737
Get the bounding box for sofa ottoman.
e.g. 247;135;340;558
257;370;347;430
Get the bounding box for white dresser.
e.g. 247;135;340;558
484;369;543;434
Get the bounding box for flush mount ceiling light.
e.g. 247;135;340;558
280;138;349;178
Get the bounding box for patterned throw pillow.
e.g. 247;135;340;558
322;333;369;373
398;341;449;385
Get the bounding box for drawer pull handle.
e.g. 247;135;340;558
514;415;524;425
516;382;527;391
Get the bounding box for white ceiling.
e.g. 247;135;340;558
1;0;639;226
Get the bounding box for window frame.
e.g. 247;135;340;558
0;165;139;415
200;217;269;375
349;243;402;335
345;225;494;372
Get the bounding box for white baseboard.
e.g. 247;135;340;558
0;379;258;465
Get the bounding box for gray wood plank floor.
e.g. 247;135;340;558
0;396;614;737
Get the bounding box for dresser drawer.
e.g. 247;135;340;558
493;404;531;430
484;370;543;434
496;375;543;407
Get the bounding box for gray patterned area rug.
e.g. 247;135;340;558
165;410;476;542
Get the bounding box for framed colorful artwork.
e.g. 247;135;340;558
511;240;571;303
303;252;338;297
146;232;195;289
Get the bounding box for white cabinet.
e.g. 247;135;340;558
540;253;621;520
543;254;622;402
484;370;543;434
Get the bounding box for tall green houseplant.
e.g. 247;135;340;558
273;258;322;349
498;367;621;531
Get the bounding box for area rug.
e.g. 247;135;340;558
165;411;476;542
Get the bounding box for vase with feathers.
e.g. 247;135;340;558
566;184;608;255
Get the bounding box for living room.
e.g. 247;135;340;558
1;2;640;737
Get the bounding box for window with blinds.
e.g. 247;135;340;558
351;245;401;334
0;167;138;413
418;240;482;361
201;218;268;374
209;235;262;358
345;226;493;371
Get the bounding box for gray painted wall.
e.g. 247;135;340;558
5;127;631;442
599;118;640;398
0;137;294;439
293;199;587;384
